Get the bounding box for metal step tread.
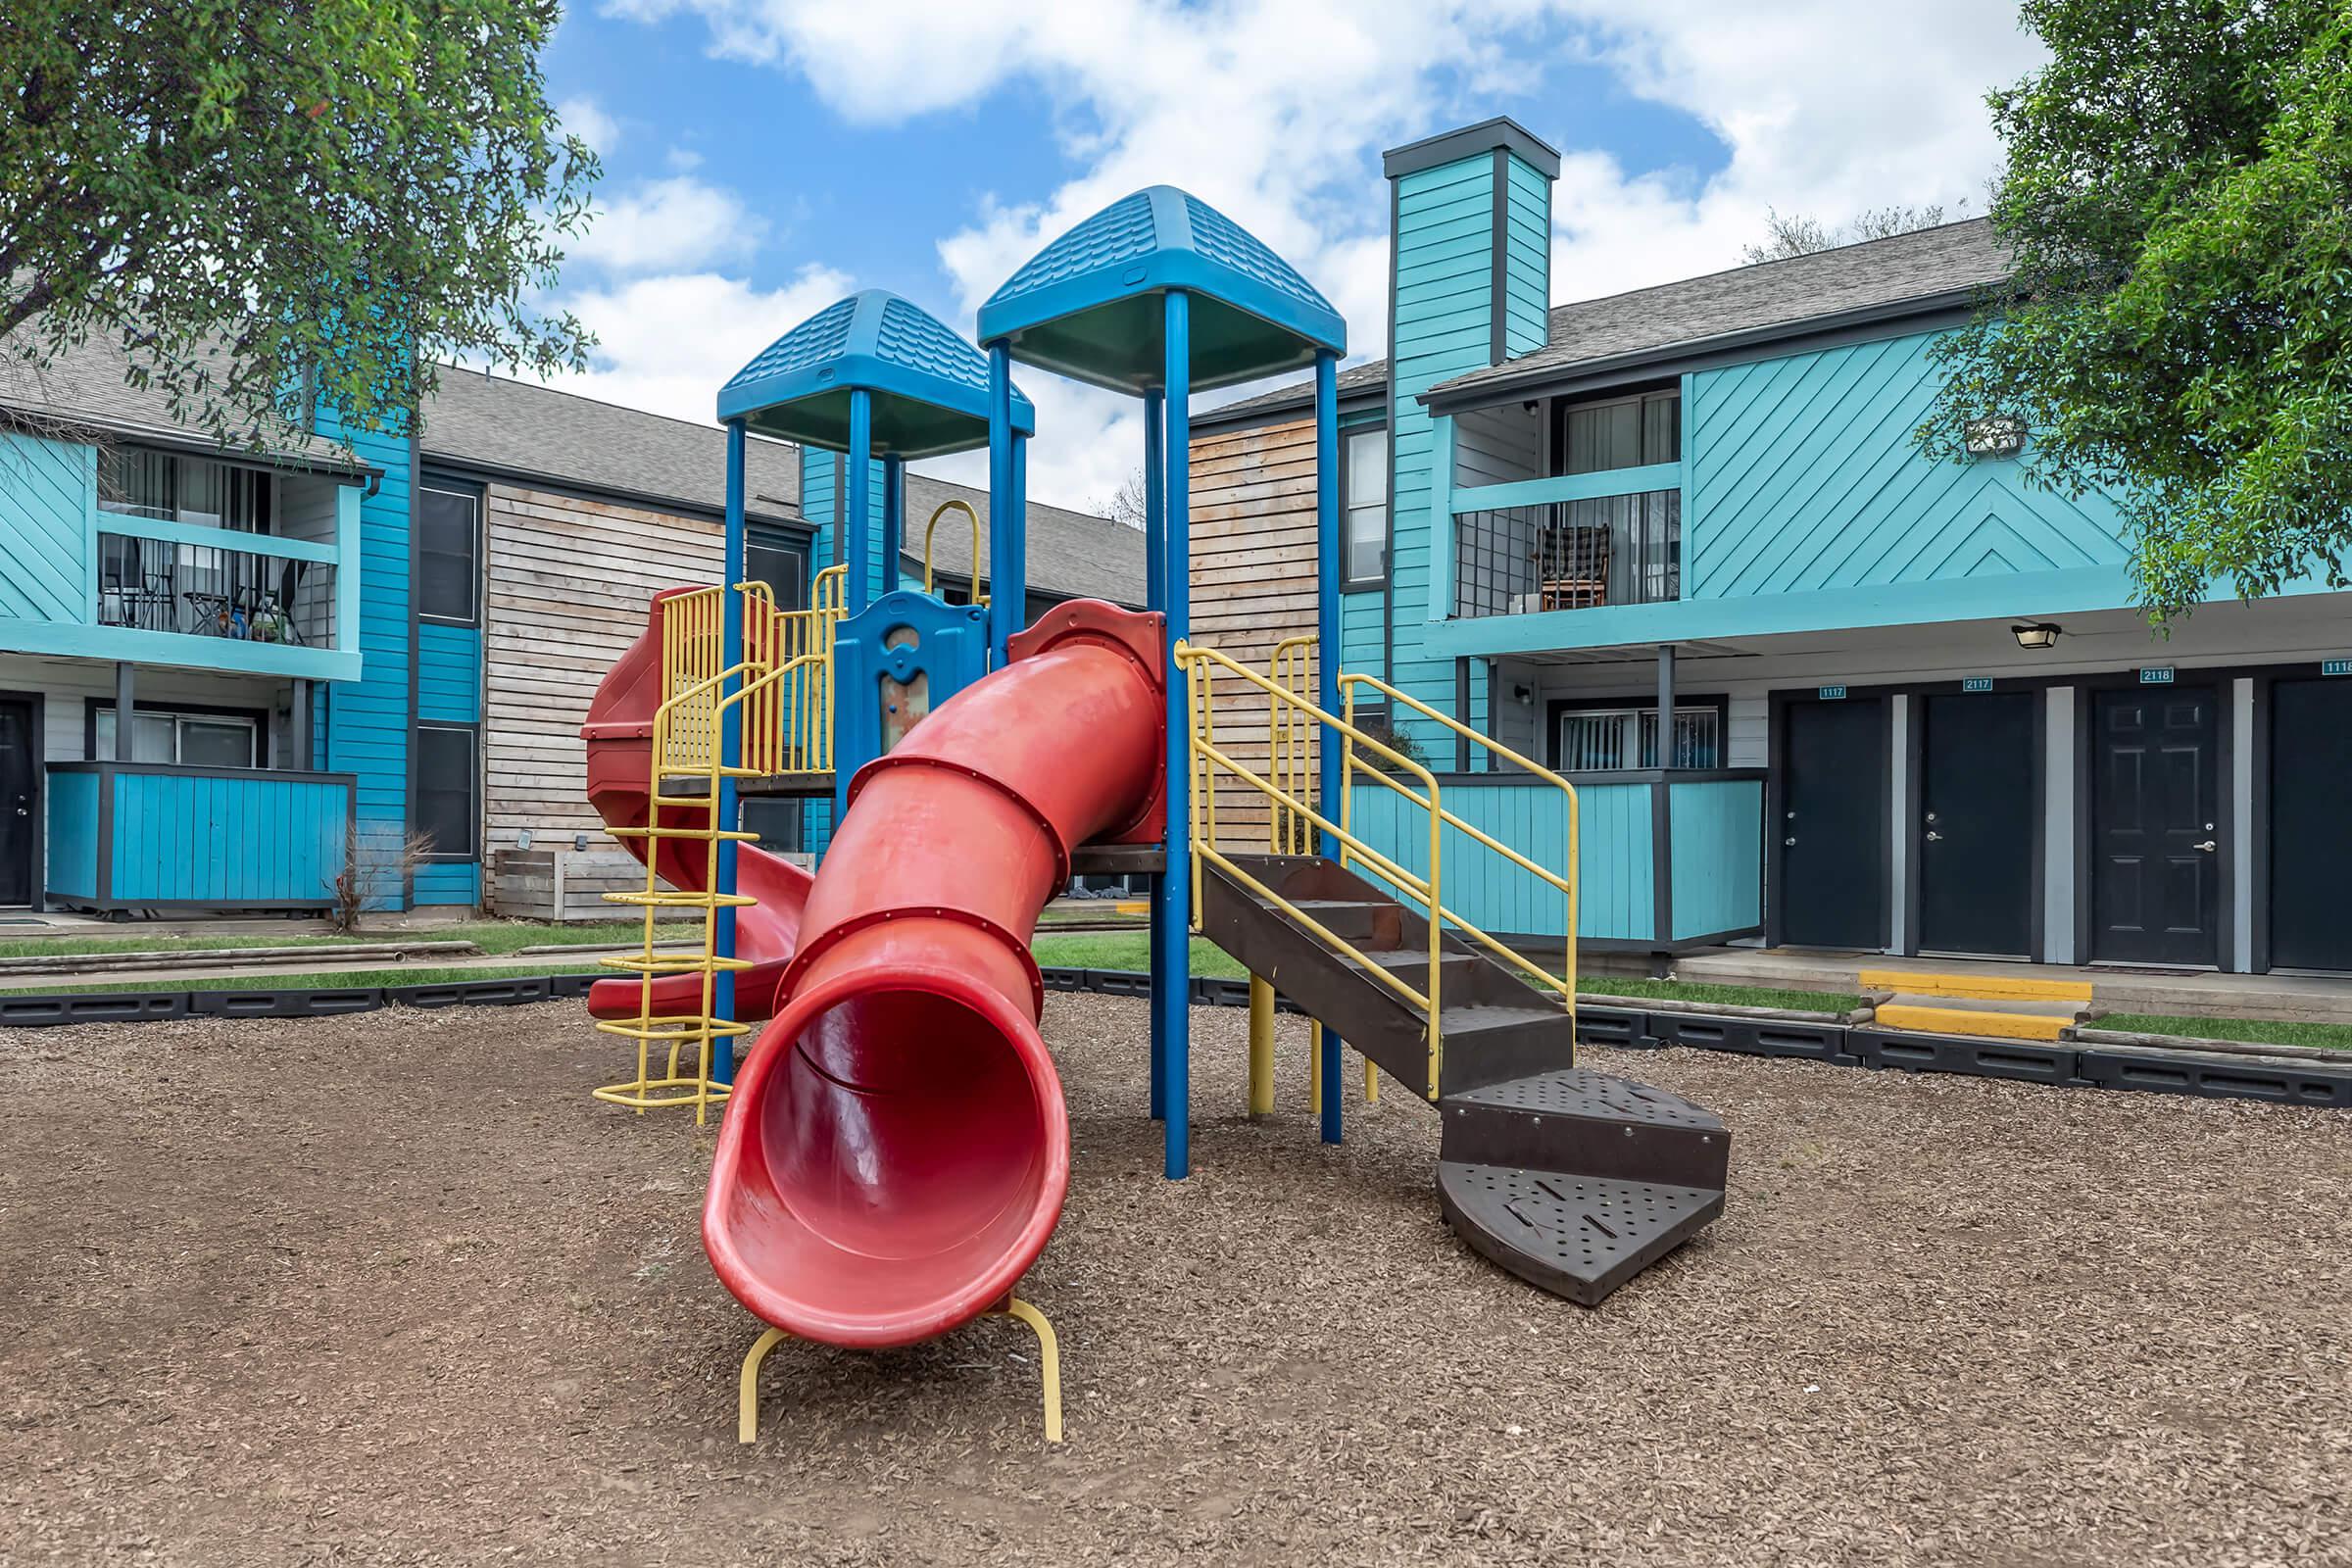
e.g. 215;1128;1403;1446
1446;1067;1725;1132
1438;1160;1724;1306
1438;1001;1576;1034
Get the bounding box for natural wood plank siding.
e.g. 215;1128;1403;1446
481;482;722;866
1189;416;1321;850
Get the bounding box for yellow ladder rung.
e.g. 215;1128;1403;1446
594;1017;757;1045
602;891;760;908
596;953;757;974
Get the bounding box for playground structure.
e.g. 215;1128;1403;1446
579;195;1732;1443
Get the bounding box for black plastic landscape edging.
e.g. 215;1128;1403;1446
0;973;609;1028
10;963;2349;1111
1036;969;2352;1111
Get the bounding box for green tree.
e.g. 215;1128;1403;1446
1;1;598;446
1922;0;2352;618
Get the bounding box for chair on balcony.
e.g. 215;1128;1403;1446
1536;523;1611;611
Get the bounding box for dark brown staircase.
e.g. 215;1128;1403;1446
1197;853;1728;1305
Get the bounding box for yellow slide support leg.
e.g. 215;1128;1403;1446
1247;975;1276;1116
735;1300;1064;1446
1308;1019;1322;1113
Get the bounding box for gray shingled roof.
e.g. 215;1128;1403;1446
420;366;805;526
0;328;368;473
1190;219;2010;424
1430;218;2009;402
419;368;1141;604
902;471;1144;607
1193;358;1390;427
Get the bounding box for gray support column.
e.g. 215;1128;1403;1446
1453;658;1471;771
1888;694;1909;956
291;679;313;770
1654;645;1675;768
113;662;135;761
2043;686;2077;964
2232;676;2255;972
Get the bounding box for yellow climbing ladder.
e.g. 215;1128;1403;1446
592;568;846;1123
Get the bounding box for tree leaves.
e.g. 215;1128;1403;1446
0;0;600;453
1921;0;2352;619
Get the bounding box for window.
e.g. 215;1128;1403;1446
1555;706;1719;771
99;449;273;531
1342;426;1388;588
740;798;804;854
746;525;809;611
1555;388;1680;475
414;723;479;859
416;485;480;623
91;705;261;767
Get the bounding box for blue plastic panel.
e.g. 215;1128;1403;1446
828;589;993;820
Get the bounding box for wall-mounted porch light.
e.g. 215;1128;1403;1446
1965;415;2028;457
2011;621;2061;651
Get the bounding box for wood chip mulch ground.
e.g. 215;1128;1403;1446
3;992;2348;1565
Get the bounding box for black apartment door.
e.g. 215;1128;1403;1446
1779;697;1885;949
0;700;32;906
2268;677;2352;970
2090;686;2221;966
1917;691;2037;956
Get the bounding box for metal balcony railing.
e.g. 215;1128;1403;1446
1452;490;1681;619
96;531;336;647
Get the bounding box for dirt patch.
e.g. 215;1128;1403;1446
3;994;2349;1565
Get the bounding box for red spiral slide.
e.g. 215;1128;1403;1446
705;601;1164;1348
579;587;812;1025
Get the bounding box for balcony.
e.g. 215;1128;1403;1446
45;761;355;913
0;432;363;681
97;525;338;648
1453;487;1682;619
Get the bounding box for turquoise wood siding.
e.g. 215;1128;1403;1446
1388;157;1501;757
45;764;350;909
416;623;480;723
44;769;100;901
1343;777;1651;942
413;619;482;906
0;434;94;623
1500;155;1550;359
1687;330;2132;599
111;771;347;906
314;411;411;909
1669;778;1763;939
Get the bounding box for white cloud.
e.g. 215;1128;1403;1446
546;265;857;423
556;94;620;156
570;175;768;273
596;0;2047;510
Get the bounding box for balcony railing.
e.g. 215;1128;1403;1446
1432;446;1687;622
96;528;337;648
1453;491;1681;619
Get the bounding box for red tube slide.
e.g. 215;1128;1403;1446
578;587;812;1024
704;601;1165;1348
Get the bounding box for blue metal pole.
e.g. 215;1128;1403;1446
986;344;1016;663
1313;352;1343;1145
846;390;873;614
882;455;905;595
714;418;747;1083
1142;388;1167;1121
1009;434;1028;632
1156;290;1193;1181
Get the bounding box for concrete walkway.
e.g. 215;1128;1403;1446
1675;945;2352;1025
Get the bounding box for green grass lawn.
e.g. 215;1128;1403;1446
1575;975;1864;1013
1030;931;1246;978
2096;1012;2352;1054
0;961;609;996
0;918;675;961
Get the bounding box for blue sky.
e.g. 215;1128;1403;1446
528;1;2041;511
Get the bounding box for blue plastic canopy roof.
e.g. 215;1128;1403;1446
717;290;1036;460
977;187;1346;395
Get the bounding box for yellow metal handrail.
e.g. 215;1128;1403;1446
921;501;987;607
1337;672;1580;1012
1178;640;1447;1100
1267;633;1317;854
